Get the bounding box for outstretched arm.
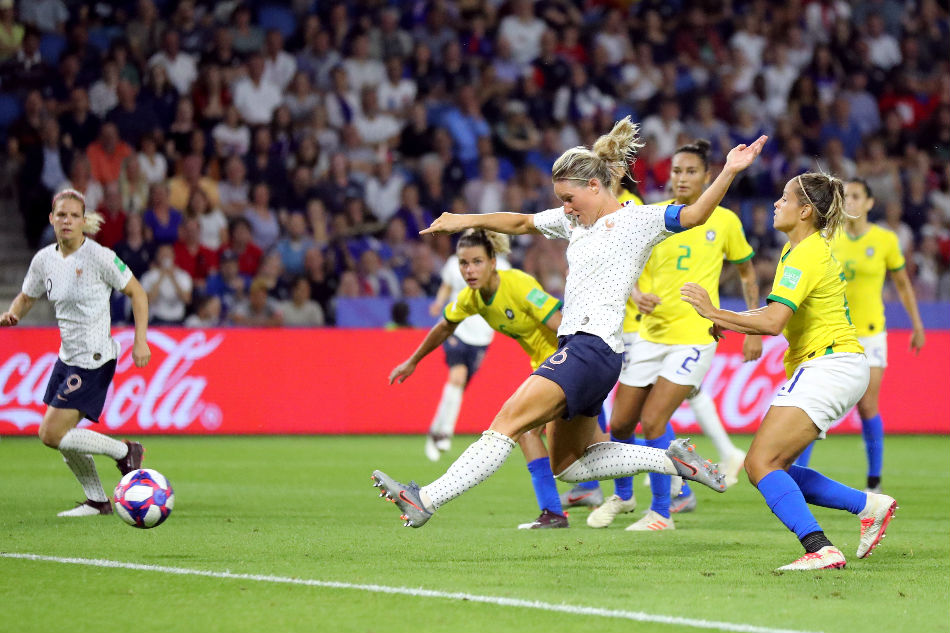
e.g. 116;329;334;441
681;282;792;336
389;318;460;384
678;136;768;228
421;212;540;236
0;293;38;326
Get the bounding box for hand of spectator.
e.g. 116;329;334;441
724;135;768;174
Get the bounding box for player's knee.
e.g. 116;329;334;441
857;401;878;420
37;425;61;448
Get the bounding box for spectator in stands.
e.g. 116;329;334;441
280;276;325;327
463;154;506;215
296;26;340;92
397;101;434;162
233;52;282;126
107;79;159;147
192;63;230;129
275;212;315;277
168;153;219;211
364;158;405;223
0;25;45;95
142;182;183;246
174;216;217;288
204;249;247;318
498;0;546;66
440;85;490;173
262;28;296;92
357;249;401;298
186;186;227;252
865;14;902;70
55;87;98;153
96;182;127;250
244;126;286;189
126;0;161;65
87;122;133;186
0;0;24;63
406;243;441;296
354;86;401;148
135;132;166;184
224;216;262;278
166;99;197;161
19;0;67;35
303;246;336;323
118;154;149;215
139;62;179;131
88;58;120;119
229;4;263;57
553;63;614;125
394;182;433;242
19;116;71;246
216;154;249;218
244;181;280;252
141;243;193;325
252;251;290;301
857;137;902;214
212;105;251;160
230;277;283;327
377;57;416;118
112;212;151;279
184;293;223;328
283;71;319;125
371;7;412;60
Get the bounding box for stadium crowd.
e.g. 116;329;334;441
0;0;948;327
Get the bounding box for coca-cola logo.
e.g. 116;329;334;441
0;330;224;432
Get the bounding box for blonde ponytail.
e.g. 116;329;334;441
552;116;643;190
82;211;104;235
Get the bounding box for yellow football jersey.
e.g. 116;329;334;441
767;232;864;377
830;225;905;337
640;204;754;345
443;269;562;370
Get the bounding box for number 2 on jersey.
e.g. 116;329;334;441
676;245;691;270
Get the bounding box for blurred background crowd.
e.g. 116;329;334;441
0;0;948;328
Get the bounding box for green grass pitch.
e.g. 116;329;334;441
1;434;947;633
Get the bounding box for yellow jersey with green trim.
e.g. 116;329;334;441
767;232;863;377
640;204;754;345
443;268;562;370
829;224;905;337
618;189;646;333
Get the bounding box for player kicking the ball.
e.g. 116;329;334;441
372;118;767;529
1;189;151;517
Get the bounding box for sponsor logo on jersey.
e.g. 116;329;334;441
526;288;549;308
779;266;802;290
113;256;128;273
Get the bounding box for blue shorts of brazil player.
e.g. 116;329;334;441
532;333;622;419
43;358;117;422
442;336;487;382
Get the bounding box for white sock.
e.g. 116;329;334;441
688;390;738;462
555;442;676;483
430;383;464;437
420;429;516;509
58;428;127;460
61;450;109;502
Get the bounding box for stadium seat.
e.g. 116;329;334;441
39;33;67;65
257;5;297;40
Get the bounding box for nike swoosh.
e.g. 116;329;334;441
398;490;423;512
671;456;697;476
539;365;554;370
567;491;595;503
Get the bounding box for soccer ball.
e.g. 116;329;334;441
113;468;174;529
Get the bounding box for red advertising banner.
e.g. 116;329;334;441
0;328;947;435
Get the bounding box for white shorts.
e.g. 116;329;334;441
619;336;717;388
858;332;887;368
771;353;870;437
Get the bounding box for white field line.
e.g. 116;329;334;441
2;552;821;633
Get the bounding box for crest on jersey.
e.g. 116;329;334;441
75;268;82;277
706;230;716;241
866;247;875;257
505;308;515;319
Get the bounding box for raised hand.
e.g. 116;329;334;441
724;135;768;173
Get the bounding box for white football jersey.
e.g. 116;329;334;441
533;202;684;353
23;239;134;368
440;254;511;347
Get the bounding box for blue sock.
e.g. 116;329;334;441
576;479;600;491
610;433;634;501
645;425;675;518
788;465;867;514
597;407;607;433
679;482;693;498
794;441;815;467
527;457;563;515
862;414;884;479
756;470;822;539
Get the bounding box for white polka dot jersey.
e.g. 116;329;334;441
22;239;134;369
532;202;685;353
